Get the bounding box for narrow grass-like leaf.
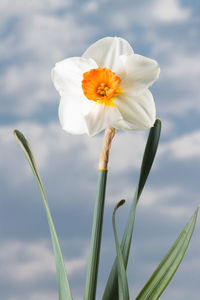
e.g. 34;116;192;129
103;119;161;300
135;206;199;300
14;130;73;300
84;170;107;300
113;200;130;300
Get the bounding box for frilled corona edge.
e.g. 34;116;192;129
98;126;116;170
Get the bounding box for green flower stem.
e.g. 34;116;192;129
84;170;108;300
84;126;116;300
102;119;161;300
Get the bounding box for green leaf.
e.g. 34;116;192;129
84;170;108;300
135;206;199;300
103;119;161;300
137;119;162;199
112;200;130;300
14;130;73;300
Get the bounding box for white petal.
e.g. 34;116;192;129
58;94;92;135
112;119;143;131
113;89;156;130
52;57;98;135
82;37;134;72
113;55;128;77
120;54;160;96
51;57;98;95
84;103;122;137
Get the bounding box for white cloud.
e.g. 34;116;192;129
161;51;200;114
0;0;72;18
1;2;97;116
83;1;99;13
0;65;54;116
0;240;55;282
164;52;200;80
159;130;200;161
8;292;82;300
0;121;150;188
151;0;190;23
169;130;200;159
7;292;58;300
0;239;87;283
0;121;91;190
138;184;194;219
108;0;191;30
141;186;180;206
66;255;87;276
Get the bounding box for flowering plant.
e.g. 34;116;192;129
14;37;199;300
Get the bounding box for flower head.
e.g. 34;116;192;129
52;37;160;136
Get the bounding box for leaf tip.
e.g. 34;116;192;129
155;118;162;126
13;129;18;136
13;129;23;141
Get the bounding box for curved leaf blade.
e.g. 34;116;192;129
113;200;130;300
137;119;161;199
14;129;73;300
135;206;199;300
103;119;161;300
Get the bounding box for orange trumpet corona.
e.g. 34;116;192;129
82;67;121;106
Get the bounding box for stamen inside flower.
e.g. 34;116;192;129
82;67;121;106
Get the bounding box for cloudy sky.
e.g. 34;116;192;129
1;0;200;299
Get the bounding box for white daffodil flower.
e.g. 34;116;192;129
52;37;160;137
